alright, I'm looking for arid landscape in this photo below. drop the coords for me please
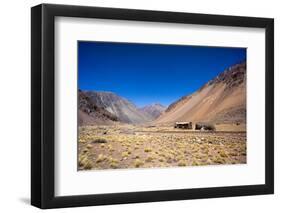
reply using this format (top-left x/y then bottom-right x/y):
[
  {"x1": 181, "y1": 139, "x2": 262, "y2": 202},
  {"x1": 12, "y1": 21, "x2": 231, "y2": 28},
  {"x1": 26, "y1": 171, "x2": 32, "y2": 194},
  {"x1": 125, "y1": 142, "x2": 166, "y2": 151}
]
[
  {"x1": 78, "y1": 125, "x2": 246, "y2": 170},
  {"x1": 78, "y1": 61, "x2": 247, "y2": 170}
]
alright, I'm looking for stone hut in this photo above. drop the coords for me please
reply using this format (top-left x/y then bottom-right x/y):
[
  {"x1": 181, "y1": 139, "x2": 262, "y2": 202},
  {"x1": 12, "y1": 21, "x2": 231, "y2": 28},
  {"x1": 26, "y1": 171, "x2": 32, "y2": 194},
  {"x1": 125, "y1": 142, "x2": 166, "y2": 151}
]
[{"x1": 174, "y1": 122, "x2": 192, "y2": 129}]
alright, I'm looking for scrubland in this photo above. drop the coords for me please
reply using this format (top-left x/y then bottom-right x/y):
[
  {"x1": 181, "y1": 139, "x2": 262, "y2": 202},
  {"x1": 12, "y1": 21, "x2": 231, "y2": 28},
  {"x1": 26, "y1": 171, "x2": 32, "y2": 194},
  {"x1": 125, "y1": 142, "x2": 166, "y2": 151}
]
[{"x1": 78, "y1": 124, "x2": 246, "y2": 170}]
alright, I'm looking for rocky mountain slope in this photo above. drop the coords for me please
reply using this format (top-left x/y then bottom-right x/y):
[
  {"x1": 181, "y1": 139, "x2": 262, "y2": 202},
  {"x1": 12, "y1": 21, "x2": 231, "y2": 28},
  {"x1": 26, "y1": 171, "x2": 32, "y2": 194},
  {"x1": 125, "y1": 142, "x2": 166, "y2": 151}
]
[
  {"x1": 139, "y1": 103, "x2": 166, "y2": 120},
  {"x1": 79, "y1": 90, "x2": 152, "y2": 125},
  {"x1": 79, "y1": 90, "x2": 118, "y2": 125},
  {"x1": 155, "y1": 61, "x2": 246, "y2": 125}
]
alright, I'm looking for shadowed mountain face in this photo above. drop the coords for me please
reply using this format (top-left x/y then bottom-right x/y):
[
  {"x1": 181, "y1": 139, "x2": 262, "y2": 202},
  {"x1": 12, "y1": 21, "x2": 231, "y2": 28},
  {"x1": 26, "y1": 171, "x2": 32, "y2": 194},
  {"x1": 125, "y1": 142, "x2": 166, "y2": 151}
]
[
  {"x1": 155, "y1": 61, "x2": 246, "y2": 125},
  {"x1": 79, "y1": 91, "x2": 151, "y2": 125},
  {"x1": 79, "y1": 91, "x2": 118, "y2": 126},
  {"x1": 139, "y1": 103, "x2": 166, "y2": 120}
]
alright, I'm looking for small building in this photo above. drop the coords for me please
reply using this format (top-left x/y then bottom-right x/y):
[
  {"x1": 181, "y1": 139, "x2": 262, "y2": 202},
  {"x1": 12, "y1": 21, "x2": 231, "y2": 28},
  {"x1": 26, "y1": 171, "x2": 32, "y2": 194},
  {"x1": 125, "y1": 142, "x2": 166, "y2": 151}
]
[
  {"x1": 195, "y1": 122, "x2": 215, "y2": 131},
  {"x1": 174, "y1": 122, "x2": 192, "y2": 129}
]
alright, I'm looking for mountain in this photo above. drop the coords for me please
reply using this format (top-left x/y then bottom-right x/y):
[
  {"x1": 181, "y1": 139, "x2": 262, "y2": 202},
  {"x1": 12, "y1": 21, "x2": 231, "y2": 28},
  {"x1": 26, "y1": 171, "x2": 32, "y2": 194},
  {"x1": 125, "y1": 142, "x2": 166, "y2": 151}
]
[
  {"x1": 79, "y1": 90, "x2": 118, "y2": 126},
  {"x1": 155, "y1": 61, "x2": 246, "y2": 125},
  {"x1": 79, "y1": 90, "x2": 151, "y2": 124},
  {"x1": 139, "y1": 103, "x2": 166, "y2": 119}
]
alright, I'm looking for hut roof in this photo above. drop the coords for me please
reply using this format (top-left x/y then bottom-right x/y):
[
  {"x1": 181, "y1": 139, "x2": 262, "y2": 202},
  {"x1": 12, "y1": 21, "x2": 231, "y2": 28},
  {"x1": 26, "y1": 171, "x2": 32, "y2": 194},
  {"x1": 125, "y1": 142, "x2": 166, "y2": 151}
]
[{"x1": 175, "y1": 122, "x2": 191, "y2": 125}]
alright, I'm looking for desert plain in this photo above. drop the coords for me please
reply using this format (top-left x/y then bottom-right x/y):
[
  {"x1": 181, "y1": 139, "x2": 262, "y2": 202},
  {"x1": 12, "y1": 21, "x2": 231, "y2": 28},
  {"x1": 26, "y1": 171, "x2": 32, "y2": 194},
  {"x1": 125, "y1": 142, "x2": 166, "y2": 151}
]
[{"x1": 78, "y1": 124, "x2": 246, "y2": 170}]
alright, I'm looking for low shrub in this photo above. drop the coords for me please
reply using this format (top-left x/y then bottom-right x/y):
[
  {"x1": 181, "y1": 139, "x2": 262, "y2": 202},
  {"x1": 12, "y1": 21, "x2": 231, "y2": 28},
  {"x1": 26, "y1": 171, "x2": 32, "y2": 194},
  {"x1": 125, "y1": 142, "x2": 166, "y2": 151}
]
[
  {"x1": 178, "y1": 160, "x2": 187, "y2": 167},
  {"x1": 96, "y1": 154, "x2": 107, "y2": 163},
  {"x1": 145, "y1": 156, "x2": 154, "y2": 162},
  {"x1": 121, "y1": 151, "x2": 129, "y2": 158},
  {"x1": 110, "y1": 162, "x2": 118, "y2": 169},
  {"x1": 84, "y1": 160, "x2": 94, "y2": 170},
  {"x1": 134, "y1": 159, "x2": 144, "y2": 168},
  {"x1": 92, "y1": 138, "x2": 107, "y2": 144},
  {"x1": 86, "y1": 144, "x2": 93, "y2": 149},
  {"x1": 144, "y1": 147, "x2": 152, "y2": 152}
]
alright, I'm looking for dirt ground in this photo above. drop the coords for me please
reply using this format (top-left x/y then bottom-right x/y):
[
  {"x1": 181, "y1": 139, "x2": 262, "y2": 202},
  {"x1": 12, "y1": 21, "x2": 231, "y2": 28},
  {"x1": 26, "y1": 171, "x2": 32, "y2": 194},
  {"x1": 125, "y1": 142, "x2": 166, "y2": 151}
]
[{"x1": 78, "y1": 124, "x2": 246, "y2": 170}]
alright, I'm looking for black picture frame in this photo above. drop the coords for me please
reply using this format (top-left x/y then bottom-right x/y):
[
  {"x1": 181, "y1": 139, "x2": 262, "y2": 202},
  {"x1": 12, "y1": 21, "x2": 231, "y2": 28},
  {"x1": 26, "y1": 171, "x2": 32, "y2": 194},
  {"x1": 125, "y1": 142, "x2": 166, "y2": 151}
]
[{"x1": 31, "y1": 3, "x2": 274, "y2": 209}]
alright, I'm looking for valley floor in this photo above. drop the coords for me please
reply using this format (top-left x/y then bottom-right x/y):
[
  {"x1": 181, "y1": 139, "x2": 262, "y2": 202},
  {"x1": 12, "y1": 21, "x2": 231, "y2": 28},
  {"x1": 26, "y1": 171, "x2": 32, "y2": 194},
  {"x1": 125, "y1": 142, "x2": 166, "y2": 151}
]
[{"x1": 78, "y1": 124, "x2": 246, "y2": 170}]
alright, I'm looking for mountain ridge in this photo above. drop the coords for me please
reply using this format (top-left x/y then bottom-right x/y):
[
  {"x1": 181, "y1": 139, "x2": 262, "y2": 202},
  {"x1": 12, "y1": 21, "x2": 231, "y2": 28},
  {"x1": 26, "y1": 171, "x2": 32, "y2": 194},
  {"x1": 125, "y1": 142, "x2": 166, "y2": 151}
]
[
  {"x1": 79, "y1": 90, "x2": 152, "y2": 125},
  {"x1": 155, "y1": 61, "x2": 246, "y2": 125},
  {"x1": 78, "y1": 90, "x2": 118, "y2": 126},
  {"x1": 139, "y1": 103, "x2": 166, "y2": 120}
]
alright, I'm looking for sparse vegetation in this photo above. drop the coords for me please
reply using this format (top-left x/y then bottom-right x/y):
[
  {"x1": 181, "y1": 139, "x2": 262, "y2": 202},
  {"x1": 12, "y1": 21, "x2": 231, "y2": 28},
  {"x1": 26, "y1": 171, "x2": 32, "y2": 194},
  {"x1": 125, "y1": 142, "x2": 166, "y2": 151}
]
[
  {"x1": 121, "y1": 151, "x2": 130, "y2": 158},
  {"x1": 92, "y1": 138, "x2": 107, "y2": 144},
  {"x1": 86, "y1": 144, "x2": 93, "y2": 149},
  {"x1": 84, "y1": 160, "x2": 94, "y2": 170},
  {"x1": 96, "y1": 154, "x2": 107, "y2": 163},
  {"x1": 110, "y1": 162, "x2": 118, "y2": 169},
  {"x1": 219, "y1": 150, "x2": 228, "y2": 158},
  {"x1": 145, "y1": 155, "x2": 154, "y2": 163},
  {"x1": 144, "y1": 147, "x2": 152, "y2": 153},
  {"x1": 78, "y1": 124, "x2": 246, "y2": 170},
  {"x1": 178, "y1": 160, "x2": 187, "y2": 166},
  {"x1": 134, "y1": 159, "x2": 144, "y2": 168}
]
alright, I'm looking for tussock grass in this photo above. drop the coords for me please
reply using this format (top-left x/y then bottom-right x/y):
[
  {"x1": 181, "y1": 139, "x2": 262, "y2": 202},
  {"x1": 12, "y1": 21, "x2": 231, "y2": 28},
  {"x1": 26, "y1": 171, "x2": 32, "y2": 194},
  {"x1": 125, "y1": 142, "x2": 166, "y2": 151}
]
[
  {"x1": 82, "y1": 149, "x2": 89, "y2": 154},
  {"x1": 134, "y1": 159, "x2": 144, "y2": 168},
  {"x1": 110, "y1": 161, "x2": 118, "y2": 169},
  {"x1": 178, "y1": 160, "x2": 187, "y2": 167},
  {"x1": 78, "y1": 125, "x2": 246, "y2": 170},
  {"x1": 158, "y1": 157, "x2": 165, "y2": 162},
  {"x1": 144, "y1": 147, "x2": 152, "y2": 152},
  {"x1": 219, "y1": 150, "x2": 228, "y2": 158},
  {"x1": 86, "y1": 144, "x2": 93, "y2": 149},
  {"x1": 213, "y1": 156, "x2": 225, "y2": 164},
  {"x1": 107, "y1": 144, "x2": 114, "y2": 152},
  {"x1": 78, "y1": 155, "x2": 87, "y2": 167},
  {"x1": 79, "y1": 155, "x2": 93, "y2": 170},
  {"x1": 145, "y1": 155, "x2": 154, "y2": 163},
  {"x1": 92, "y1": 138, "x2": 107, "y2": 144},
  {"x1": 121, "y1": 151, "x2": 130, "y2": 158},
  {"x1": 84, "y1": 160, "x2": 94, "y2": 170},
  {"x1": 96, "y1": 154, "x2": 107, "y2": 163},
  {"x1": 191, "y1": 161, "x2": 200, "y2": 166}
]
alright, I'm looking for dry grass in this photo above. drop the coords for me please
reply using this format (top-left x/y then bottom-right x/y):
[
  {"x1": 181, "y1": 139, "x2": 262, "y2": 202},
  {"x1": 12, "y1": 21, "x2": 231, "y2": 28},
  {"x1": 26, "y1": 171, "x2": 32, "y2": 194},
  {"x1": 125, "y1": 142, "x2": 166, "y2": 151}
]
[
  {"x1": 96, "y1": 154, "x2": 107, "y2": 163},
  {"x1": 78, "y1": 124, "x2": 246, "y2": 170},
  {"x1": 178, "y1": 160, "x2": 187, "y2": 167},
  {"x1": 134, "y1": 159, "x2": 144, "y2": 168}
]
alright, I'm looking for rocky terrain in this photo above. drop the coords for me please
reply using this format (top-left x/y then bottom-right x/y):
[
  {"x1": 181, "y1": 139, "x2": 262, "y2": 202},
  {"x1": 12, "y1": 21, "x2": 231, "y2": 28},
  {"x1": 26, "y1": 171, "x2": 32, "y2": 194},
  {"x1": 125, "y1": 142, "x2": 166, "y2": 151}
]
[
  {"x1": 155, "y1": 62, "x2": 246, "y2": 126},
  {"x1": 139, "y1": 103, "x2": 166, "y2": 120},
  {"x1": 79, "y1": 90, "x2": 152, "y2": 125},
  {"x1": 79, "y1": 90, "x2": 118, "y2": 125}
]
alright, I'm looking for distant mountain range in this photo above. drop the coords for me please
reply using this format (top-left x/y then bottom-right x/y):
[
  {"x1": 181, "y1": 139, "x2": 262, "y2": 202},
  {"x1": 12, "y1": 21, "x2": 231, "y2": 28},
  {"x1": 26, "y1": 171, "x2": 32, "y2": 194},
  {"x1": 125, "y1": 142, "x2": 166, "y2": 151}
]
[
  {"x1": 139, "y1": 103, "x2": 166, "y2": 120},
  {"x1": 79, "y1": 61, "x2": 246, "y2": 126},
  {"x1": 79, "y1": 90, "x2": 165, "y2": 125}
]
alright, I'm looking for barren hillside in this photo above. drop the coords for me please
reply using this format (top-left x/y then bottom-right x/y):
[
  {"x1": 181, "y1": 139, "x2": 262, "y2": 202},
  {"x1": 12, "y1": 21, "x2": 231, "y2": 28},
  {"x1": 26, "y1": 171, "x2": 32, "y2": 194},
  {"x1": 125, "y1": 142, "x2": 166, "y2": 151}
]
[
  {"x1": 79, "y1": 90, "x2": 119, "y2": 126},
  {"x1": 79, "y1": 90, "x2": 152, "y2": 125},
  {"x1": 155, "y1": 62, "x2": 246, "y2": 125},
  {"x1": 139, "y1": 103, "x2": 166, "y2": 120}
]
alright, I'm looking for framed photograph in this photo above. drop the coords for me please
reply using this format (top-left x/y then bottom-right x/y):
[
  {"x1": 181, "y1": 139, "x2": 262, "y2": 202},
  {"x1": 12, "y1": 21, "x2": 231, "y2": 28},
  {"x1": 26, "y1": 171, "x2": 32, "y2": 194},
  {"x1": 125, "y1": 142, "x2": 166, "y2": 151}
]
[{"x1": 31, "y1": 4, "x2": 274, "y2": 209}]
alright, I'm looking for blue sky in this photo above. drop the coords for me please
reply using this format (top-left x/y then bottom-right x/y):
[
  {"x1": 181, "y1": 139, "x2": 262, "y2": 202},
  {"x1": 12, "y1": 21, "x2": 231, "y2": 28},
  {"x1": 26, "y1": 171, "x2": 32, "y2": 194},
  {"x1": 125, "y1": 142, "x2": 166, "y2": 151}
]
[{"x1": 78, "y1": 41, "x2": 246, "y2": 107}]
